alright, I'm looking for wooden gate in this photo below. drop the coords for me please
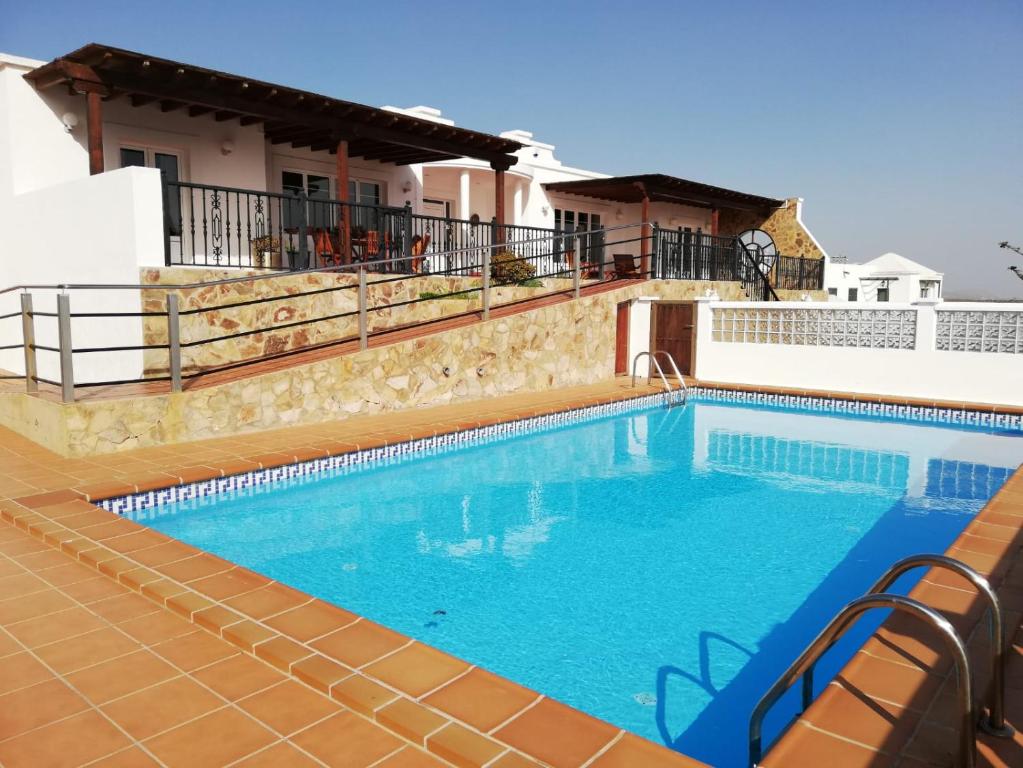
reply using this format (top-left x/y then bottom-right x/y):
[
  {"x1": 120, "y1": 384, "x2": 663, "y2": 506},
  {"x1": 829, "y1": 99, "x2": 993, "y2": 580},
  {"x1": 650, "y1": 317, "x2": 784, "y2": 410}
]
[{"x1": 652, "y1": 303, "x2": 695, "y2": 375}]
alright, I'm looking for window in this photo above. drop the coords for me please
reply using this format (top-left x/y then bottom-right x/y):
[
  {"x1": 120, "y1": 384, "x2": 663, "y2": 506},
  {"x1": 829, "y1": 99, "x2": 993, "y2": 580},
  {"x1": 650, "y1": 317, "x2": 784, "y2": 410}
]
[
  {"x1": 280, "y1": 171, "x2": 383, "y2": 230},
  {"x1": 554, "y1": 208, "x2": 604, "y2": 265},
  {"x1": 876, "y1": 281, "x2": 890, "y2": 302},
  {"x1": 920, "y1": 280, "x2": 940, "y2": 299},
  {"x1": 848, "y1": 287, "x2": 858, "y2": 301},
  {"x1": 827, "y1": 287, "x2": 838, "y2": 296},
  {"x1": 121, "y1": 146, "x2": 182, "y2": 234}
]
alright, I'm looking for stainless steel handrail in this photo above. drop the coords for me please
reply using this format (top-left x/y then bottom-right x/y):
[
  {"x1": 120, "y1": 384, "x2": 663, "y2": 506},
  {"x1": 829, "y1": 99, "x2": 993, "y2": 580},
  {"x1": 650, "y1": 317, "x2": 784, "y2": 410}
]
[
  {"x1": 866, "y1": 554, "x2": 1013, "y2": 738},
  {"x1": 652, "y1": 350, "x2": 687, "y2": 404},
  {"x1": 748, "y1": 593, "x2": 975, "y2": 768},
  {"x1": 631, "y1": 352, "x2": 671, "y2": 393}
]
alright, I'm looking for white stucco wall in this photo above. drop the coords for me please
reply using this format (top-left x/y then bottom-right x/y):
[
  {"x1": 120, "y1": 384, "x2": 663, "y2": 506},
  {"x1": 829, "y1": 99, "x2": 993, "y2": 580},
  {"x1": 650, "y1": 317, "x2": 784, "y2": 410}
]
[{"x1": 692, "y1": 300, "x2": 1023, "y2": 406}]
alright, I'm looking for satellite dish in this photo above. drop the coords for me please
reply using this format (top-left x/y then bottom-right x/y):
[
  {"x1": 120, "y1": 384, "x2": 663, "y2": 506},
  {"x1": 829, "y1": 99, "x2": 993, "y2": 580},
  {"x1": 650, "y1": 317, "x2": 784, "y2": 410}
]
[{"x1": 738, "y1": 229, "x2": 777, "y2": 274}]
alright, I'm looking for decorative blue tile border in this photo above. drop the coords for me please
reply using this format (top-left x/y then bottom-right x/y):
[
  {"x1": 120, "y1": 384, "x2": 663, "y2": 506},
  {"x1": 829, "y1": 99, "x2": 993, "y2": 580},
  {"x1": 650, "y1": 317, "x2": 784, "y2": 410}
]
[{"x1": 102, "y1": 386, "x2": 1021, "y2": 518}]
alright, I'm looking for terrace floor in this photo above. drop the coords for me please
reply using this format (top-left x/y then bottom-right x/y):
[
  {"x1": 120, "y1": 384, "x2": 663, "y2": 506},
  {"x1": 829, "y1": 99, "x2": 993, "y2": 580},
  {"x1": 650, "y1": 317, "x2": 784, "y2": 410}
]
[{"x1": 0, "y1": 377, "x2": 1021, "y2": 767}]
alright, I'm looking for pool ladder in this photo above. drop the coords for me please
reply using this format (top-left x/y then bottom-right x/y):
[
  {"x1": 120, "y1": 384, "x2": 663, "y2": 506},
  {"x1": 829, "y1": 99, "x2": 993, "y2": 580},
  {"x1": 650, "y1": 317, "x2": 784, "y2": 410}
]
[
  {"x1": 631, "y1": 351, "x2": 687, "y2": 407},
  {"x1": 748, "y1": 553, "x2": 1014, "y2": 768}
]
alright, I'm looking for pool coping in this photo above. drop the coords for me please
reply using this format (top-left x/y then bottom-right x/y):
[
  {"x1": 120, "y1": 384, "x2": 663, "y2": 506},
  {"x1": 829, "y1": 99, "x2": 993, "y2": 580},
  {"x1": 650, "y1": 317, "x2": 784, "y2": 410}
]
[{"x1": 3, "y1": 381, "x2": 1022, "y2": 768}]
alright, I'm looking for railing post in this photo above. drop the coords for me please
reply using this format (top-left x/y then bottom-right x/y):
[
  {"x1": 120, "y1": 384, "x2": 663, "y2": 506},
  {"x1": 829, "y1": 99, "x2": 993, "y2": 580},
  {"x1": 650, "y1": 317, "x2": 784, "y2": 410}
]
[
  {"x1": 402, "y1": 203, "x2": 413, "y2": 272},
  {"x1": 482, "y1": 245, "x2": 492, "y2": 322},
  {"x1": 56, "y1": 293, "x2": 74, "y2": 403},
  {"x1": 573, "y1": 249, "x2": 581, "y2": 299},
  {"x1": 296, "y1": 191, "x2": 308, "y2": 271},
  {"x1": 20, "y1": 294, "x2": 37, "y2": 394},
  {"x1": 358, "y1": 269, "x2": 368, "y2": 350},
  {"x1": 651, "y1": 223, "x2": 661, "y2": 279},
  {"x1": 166, "y1": 293, "x2": 182, "y2": 393},
  {"x1": 798, "y1": 257, "x2": 806, "y2": 290}
]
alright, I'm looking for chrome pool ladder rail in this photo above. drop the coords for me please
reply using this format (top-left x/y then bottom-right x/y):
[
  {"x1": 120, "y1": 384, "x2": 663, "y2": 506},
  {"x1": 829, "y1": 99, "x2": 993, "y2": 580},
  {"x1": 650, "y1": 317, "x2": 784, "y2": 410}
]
[
  {"x1": 631, "y1": 351, "x2": 687, "y2": 406},
  {"x1": 653, "y1": 351, "x2": 687, "y2": 405},
  {"x1": 748, "y1": 593, "x2": 975, "y2": 768},
  {"x1": 865, "y1": 554, "x2": 1013, "y2": 738}
]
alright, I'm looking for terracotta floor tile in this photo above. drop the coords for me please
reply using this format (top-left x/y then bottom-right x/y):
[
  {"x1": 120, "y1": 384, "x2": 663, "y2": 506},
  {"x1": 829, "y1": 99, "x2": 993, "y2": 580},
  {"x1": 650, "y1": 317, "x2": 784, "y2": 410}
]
[
  {"x1": 101, "y1": 675, "x2": 225, "y2": 740},
  {"x1": 6, "y1": 605, "x2": 107, "y2": 648},
  {"x1": 837, "y1": 652, "x2": 943, "y2": 712},
  {"x1": 265, "y1": 600, "x2": 359, "y2": 642},
  {"x1": 376, "y1": 697, "x2": 447, "y2": 745},
  {"x1": 331, "y1": 673, "x2": 399, "y2": 715},
  {"x1": 193, "y1": 652, "x2": 283, "y2": 701},
  {"x1": 150, "y1": 628, "x2": 240, "y2": 671},
  {"x1": 0, "y1": 709, "x2": 131, "y2": 766},
  {"x1": 375, "y1": 747, "x2": 451, "y2": 767},
  {"x1": 0, "y1": 677, "x2": 90, "y2": 740},
  {"x1": 130, "y1": 540, "x2": 198, "y2": 568},
  {"x1": 803, "y1": 682, "x2": 921, "y2": 754},
  {"x1": 311, "y1": 619, "x2": 409, "y2": 668},
  {"x1": 292, "y1": 653, "x2": 352, "y2": 693},
  {"x1": 424, "y1": 667, "x2": 539, "y2": 733},
  {"x1": 34, "y1": 625, "x2": 141, "y2": 674},
  {"x1": 233, "y1": 742, "x2": 323, "y2": 767},
  {"x1": 0, "y1": 651, "x2": 52, "y2": 695},
  {"x1": 291, "y1": 710, "x2": 405, "y2": 767},
  {"x1": 225, "y1": 581, "x2": 311, "y2": 620},
  {"x1": 762, "y1": 721, "x2": 893, "y2": 768},
  {"x1": 66, "y1": 649, "x2": 179, "y2": 704},
  {"x1": 86, "y1": 747, "x2": 163, "y2": 767},
  {"x1": 117, "y1": 608, "x2": 195, "y2": 645},
  {"x1": 238, "y1": 679, "x2": 338, "y2": 736},
  {"x1": 487, "y1": 752, "x2": 545, "y2": 768},
  {"x1": 187, "y1": 566, "x2": 272, "y2": 601},
  {"x1": 0, "y1": 587, "x2": 73, "y2": 624},
  {"x1": 254, "y1": 634, "x2": 312, "y2": 672},
  {"x1": 223, "y1": 619, "x2": 276, "y2": 651},
  {"x1": 61, "y1": 573, "x2": 129, "y2": 603},
  {"x1": 426, "y1": 722, "x2": 504, "y2": 768},
  {"x1": 156, "y1": 552, "x2": 234, "y2": 583},
  {"x1": 90, "y1": 592, "x2": 161, "y2": 624},
  {"x1": 194, "y1": 604, "x2": 245, "y2": 634},
  {"x1": 143, "y1": 705, "x2": 278, "y2": 768},
  {"x1": 365, "y1": 642, "x2": 470, "y2": 699},
  {"x1": 494, "y1": 697, "x2": 619, "y2": 768}
]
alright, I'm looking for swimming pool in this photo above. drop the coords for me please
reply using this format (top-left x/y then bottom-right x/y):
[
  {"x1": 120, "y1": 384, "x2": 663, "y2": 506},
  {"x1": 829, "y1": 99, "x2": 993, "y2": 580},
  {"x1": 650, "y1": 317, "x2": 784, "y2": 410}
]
[{"x1": 128, "y1": 399, "x2": 1023, "y2": 766}]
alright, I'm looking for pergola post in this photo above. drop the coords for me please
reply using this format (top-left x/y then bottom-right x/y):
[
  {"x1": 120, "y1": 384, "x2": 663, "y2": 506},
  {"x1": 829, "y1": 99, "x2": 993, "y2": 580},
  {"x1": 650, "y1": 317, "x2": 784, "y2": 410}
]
[
  {"x1": 492, "y1": 162, "x2": 507, "y2": 245},
  {"x1": 86, "y1": 90, "x2": 104, "y2": 175},
  {"x1": 336, "y1": 138, "x2": 351, "y2": 265},
  {"x1": 637, "y1": 182, "x2": 650, "y2": 276},
  {"x1": 711, "y1": 208, "x2": 720, "y2": 237}
]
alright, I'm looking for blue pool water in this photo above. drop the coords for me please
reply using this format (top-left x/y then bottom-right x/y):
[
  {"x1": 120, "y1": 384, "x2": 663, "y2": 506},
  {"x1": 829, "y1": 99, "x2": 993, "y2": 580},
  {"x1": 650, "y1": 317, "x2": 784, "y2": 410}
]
[{"x1": 134, "y1": 401, "x2": 1023, "y2": 766}]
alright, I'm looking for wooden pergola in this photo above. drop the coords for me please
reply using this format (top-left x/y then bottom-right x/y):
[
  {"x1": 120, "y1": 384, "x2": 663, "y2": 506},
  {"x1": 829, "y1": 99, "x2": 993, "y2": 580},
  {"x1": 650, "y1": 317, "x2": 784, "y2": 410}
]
[
  {"x1": 544, "y1": 174, "x2": 783, "y2": 274},
  {"x1": 25, "y1": 43, "x2": 522, "y2": 251}
]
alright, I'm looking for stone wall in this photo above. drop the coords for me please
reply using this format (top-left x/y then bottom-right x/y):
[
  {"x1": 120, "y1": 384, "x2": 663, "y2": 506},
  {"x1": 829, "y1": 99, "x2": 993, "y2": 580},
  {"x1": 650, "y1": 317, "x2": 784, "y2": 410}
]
[
  {"x1": 140, "y1": 267, "x2": 567, "y2": 375},
  {"x1": 3, "y1": 279, "x2": 746, "y2": 456},
  {"x1": 718, "y1": 198, "x2": 824, "y2": 260}
]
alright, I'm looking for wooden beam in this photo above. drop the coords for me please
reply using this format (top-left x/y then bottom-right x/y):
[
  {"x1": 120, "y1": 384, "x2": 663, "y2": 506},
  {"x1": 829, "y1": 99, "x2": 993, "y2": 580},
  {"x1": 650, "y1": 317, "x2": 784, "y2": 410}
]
[
  {"x1": 160, "y1": 100, "x2": 183, "y2": 112},
  {"x1": 214, "y1": 110, "x2": 239, "y2": 122},
  {"x1": 710, "y1": 208, "x2": 720, "y2": 236},
  {"x1": 130, "y1": 94, "x2": 156, "y2": 107},
  {"x1": 494, "y1": 166, "x2": 506, "y2": 245},
  {"x1": 188, "y1": 105, "x2": 214, "y2": 117},
  {"x1": 86, "y1": 91, "x2": 103, "y2": 175},
  {"x1": 337, "y1": 139, "x2": 351, "y2": 265},
  {"x1": 239, "y1": 115, "x2": 262, "y2": 126}
]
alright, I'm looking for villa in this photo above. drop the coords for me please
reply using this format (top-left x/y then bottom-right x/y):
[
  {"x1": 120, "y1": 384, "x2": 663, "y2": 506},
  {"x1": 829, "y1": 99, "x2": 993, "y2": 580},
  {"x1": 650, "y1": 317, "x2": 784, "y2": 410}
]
[{"x1": 0, "y1": 42, "x2": 1021, "y2": 768}]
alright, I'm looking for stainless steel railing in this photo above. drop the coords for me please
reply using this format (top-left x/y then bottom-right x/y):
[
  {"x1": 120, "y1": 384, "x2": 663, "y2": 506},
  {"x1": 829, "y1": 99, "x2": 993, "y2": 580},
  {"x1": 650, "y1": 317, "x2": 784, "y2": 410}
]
[{"x1": 748, "y1": 593, "x2": 975, "y2": 768}]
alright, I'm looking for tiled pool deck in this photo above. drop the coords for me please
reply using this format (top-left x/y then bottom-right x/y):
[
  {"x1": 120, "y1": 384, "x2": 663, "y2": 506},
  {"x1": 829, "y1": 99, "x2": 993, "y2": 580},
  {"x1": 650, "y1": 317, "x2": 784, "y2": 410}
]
[{"x1": 1, "y1": 378, "x2": 1021, "y2": 767}]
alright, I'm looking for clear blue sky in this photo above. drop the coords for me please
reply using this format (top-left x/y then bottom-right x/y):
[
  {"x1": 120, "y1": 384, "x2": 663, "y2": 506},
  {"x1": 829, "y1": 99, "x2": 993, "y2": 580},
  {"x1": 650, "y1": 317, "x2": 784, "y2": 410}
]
[{"x1": 3, "y1": 0, "x2": 1021, "y2": 297}]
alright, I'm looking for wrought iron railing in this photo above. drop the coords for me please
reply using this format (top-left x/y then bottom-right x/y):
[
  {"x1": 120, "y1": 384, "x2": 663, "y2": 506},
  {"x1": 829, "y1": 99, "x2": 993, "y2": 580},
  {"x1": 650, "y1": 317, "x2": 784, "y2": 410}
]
[
  {"x1": 771, "y1": 254, "x2": 824, "y2": 291},
  {"x1": 162, "y1": 178, "x2": 572, "y2": 278},
  {"x1": 653, "y1": 228, "x2": 743, "y2": 282}
]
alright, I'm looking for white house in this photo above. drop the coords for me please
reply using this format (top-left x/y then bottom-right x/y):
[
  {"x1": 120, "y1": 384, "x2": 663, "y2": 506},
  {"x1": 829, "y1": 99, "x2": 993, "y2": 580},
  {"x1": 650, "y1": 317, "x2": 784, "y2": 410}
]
[{"x1": 825, "y1": 252, "x2": 943, "y2": 303}]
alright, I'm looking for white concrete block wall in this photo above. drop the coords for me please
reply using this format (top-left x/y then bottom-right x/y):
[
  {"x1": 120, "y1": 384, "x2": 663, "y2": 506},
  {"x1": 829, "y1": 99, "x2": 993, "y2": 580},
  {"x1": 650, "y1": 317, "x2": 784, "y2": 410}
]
[{"x1": 692, "y1": 300, "x2": 1023, "y2": 406}]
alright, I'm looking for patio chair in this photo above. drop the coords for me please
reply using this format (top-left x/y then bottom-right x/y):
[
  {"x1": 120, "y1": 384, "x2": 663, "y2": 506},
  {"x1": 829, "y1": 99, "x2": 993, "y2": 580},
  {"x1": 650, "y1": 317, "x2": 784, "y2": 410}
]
[
  {"x1": 312, "y1": 228, "x2": 341, "y2": 267},
  {"x1": 613, "y1": 253, "x2": 640, "y2": 279}
]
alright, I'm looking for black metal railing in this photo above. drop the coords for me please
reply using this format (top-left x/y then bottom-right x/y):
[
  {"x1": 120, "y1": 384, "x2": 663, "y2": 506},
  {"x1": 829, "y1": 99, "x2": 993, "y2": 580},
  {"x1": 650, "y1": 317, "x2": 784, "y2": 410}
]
[
  {"x1": 163, "y1": 178, "x2": 575, "y2": 278},
  {"x1": 770, "y1": 254, "x2": 824, "y2": 291},
  {"x1": 652, "y1": 228, "x2": 743, "y2": 282}
]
